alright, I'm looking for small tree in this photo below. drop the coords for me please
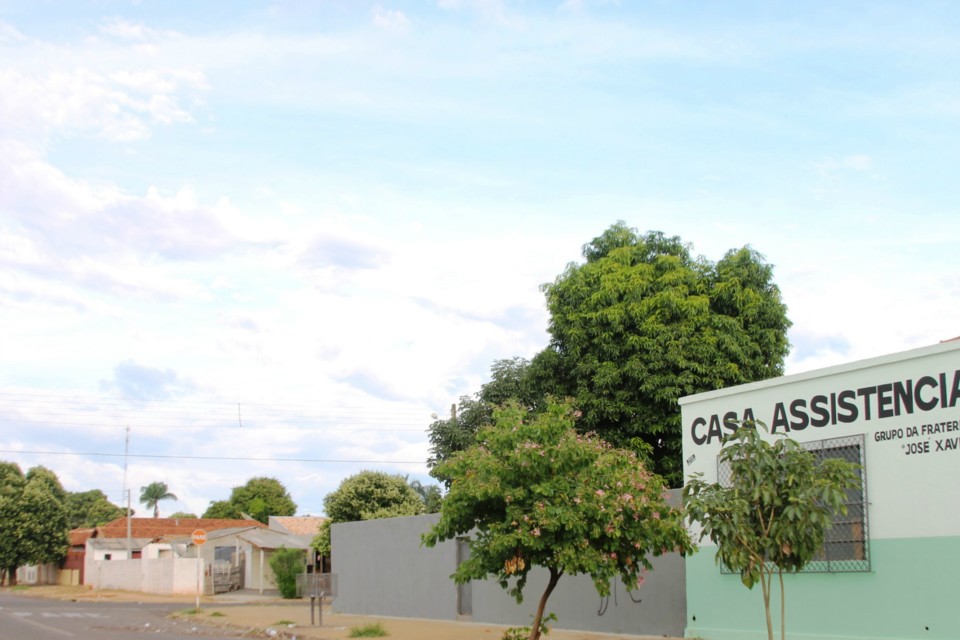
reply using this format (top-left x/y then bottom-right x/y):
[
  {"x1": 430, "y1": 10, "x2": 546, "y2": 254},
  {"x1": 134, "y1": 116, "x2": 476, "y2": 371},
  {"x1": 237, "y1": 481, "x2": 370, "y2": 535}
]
[
  {"x1": 312, "y1": 470, "x2": 425, "y2": 556},
  {"x1": 409, "y1": 479, "x2": 443, "y2": 513},
  {"x1": 683, "y1": 423, "x2": 861, "y2": 640},
  {"x1": 202, "y1": 477, "x2": 297, "y2": 524},
  {"x1": 424, "y1": 400, "x2": 693, "y2": 640},
  {"x1": 269, "y1": 547, "x2": 305, "y2": 599}
]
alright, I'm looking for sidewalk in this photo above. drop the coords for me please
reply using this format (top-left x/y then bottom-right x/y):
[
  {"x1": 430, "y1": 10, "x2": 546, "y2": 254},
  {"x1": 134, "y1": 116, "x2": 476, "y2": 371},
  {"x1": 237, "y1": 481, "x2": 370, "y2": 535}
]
[{"x1": 13, "y1": 586, "x2": 682, "y2": 640}]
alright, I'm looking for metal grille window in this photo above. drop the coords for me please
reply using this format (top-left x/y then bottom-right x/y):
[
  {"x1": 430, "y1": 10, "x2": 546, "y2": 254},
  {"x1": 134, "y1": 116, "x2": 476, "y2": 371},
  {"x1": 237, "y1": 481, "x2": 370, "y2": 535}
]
[
  {"x1": 718, "y1": 433, "x2": 870, "y2": 574},
  {"x1": 214, "y1": 546, "x2": 234, "y2": 563}
]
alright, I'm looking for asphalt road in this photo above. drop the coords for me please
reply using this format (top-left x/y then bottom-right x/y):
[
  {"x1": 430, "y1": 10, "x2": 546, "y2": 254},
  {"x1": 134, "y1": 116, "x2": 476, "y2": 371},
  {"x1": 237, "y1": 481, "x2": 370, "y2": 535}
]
[{"x1": 0, "y1": 593, "x2": 258, "y2": 640}]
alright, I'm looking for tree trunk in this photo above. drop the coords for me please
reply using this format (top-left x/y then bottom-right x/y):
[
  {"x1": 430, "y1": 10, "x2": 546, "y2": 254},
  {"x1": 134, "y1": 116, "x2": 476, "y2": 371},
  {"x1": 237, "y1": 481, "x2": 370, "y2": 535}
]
[
  {"x1": 760, "y1": 570, "x2": 773, "y2": 640},
  {"x1": 779, "y1": 570, "x2": 786, "y2": 640},
  {"x1": 529, "y1": 567, "x2": 562, "y2": 640},
  {"x1": 7, "y1": 566, "x2": 18, "y2": 586}
]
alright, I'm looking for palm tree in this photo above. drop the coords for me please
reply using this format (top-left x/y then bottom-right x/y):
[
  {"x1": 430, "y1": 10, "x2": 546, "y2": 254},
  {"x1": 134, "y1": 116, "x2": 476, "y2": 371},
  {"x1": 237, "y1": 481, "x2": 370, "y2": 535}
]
[{"x1": 139, "y1": 481, "x2": 177, "y2": 518}]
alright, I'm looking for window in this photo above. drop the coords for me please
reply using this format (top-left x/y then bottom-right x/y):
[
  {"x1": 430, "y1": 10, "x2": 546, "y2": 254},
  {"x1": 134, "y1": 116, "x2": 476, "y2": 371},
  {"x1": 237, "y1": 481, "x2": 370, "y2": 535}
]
[{"x1": 718, "y1": 433, "x2": 870, "y2": 574}]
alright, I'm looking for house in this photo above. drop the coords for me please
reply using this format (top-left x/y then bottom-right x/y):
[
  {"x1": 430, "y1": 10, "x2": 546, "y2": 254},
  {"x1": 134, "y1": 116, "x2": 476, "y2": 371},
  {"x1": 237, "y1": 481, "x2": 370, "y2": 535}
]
[
  {"x1": 227, "y1": 526, "x2": 315, "y2": 593},
  {"x1": 15, "y1": 527, "x2": 93, "y2": 587},
  {"x1": 83, "y1": 517, "x2": 268, "y2": 595},
  {"x1": 62, "y1": 528, "x2": 94, "y2": 585}
]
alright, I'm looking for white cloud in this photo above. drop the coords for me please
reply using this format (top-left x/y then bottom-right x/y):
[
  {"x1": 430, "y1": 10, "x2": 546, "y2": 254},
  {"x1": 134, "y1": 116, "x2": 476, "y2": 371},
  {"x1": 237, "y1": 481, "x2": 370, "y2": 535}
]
[
  {"x1": 372, "y1": 7, "x2": 411, "y2": 34},
  {"x1": 813, "y1": 154, "x2": 874, "y2": 175},
  {"x1": 0, "y1": 67, "x2": 204, "y2": 142},
  {"x1": 98, "y1": 18, "x2": 178, "y2": 42},
  {"x1": 0, "y1": 20, "x2": 26, "y2": 43}
]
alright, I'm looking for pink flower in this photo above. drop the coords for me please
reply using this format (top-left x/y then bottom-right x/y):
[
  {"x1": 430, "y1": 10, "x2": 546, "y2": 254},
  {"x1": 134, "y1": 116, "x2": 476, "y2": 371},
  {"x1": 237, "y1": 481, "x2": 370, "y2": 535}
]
[
  {"x1": 532, "y1": 528, "x2": 541, "y2": 537},
  {"x1": 595, "y1": 489, "x2": 605, "y2": 497},
  {"x1": 652, "y1": 512, "x2": 660, "y2": 520}
]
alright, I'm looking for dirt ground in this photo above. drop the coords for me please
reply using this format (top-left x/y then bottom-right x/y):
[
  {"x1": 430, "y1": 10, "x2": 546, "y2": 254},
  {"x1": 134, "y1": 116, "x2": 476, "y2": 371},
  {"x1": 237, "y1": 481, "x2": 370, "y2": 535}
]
[{"x1": 12, "y1": 585, "x2": 683, "y2": 640}]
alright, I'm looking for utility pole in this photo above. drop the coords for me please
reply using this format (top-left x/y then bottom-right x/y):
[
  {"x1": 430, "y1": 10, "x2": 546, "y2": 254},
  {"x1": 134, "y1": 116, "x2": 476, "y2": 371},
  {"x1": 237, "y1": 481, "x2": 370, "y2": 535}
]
[{"x1": 123, "y1": 426, "x2": 132, "y2": 554}]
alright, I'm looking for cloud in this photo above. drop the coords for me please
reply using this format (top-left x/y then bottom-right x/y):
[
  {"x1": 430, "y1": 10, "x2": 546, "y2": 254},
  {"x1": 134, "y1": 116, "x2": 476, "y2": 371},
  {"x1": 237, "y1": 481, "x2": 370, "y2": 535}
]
[
  {"x1": 372, "y1": 7, "x2": 411, "y2": 34},
  {"x1": 298, "y1": 233, "x2": 389, "y2": 271},
  {"x1": 336, "y1": 370, "x2": 410, "y2": 403},
  {"x1": 0, "y1": 142, "x2": 262, "y2": 302},
  {"x1": 100, "y1": 360, "x2": 195, "y2": 402},
  {"x1": 0, "y1": 67, "x2": 205, "y2": 142},
  {"x1": 98, "y1": 18, "x2": 178, "y2": 42},
  {"x1": 0, "y1": 20, "x2": 26, "y2": 43},
  {"x1": 812, "y1": 154, "x2": 874, "y2": 175}
]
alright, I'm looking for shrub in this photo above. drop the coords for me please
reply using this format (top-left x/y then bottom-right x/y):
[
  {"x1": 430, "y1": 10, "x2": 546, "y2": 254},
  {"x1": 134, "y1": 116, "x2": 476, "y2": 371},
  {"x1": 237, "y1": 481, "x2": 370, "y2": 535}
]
[{"x1": 268, "y1": 547, "x2": 305, "y2": 599}]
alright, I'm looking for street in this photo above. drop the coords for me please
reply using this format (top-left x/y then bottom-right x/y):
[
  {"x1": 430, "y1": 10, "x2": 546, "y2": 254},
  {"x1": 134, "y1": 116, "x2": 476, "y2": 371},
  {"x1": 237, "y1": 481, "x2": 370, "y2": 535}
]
[{"x1": 0, "y1": 592, "x2": 255, "y2": 640}]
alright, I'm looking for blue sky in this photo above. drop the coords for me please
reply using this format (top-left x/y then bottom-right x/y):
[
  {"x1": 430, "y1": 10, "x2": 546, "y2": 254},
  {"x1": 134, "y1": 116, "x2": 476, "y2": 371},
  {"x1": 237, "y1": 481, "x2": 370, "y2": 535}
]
[{"x1": 1, "y1": 1, "x2": 958, "y2": 517}]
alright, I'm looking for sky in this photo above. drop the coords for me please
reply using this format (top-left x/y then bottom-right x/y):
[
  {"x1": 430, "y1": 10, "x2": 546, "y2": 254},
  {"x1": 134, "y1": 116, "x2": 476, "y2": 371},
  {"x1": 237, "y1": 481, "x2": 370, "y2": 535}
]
[{"x1": 1, "y1": 0, "x2": 958, "y2": 519}]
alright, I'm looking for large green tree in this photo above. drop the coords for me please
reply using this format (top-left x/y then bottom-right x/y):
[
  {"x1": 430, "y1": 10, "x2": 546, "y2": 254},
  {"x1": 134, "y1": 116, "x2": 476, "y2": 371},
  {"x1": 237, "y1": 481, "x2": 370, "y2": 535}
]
[
  {"x1": 312, "y1": 471, "x2": 425, "y2": 557},
  {"x1": 684, "y1": 424, "x2": 860, "y2": 640},
  {"x1": 427, "y1": 223, "x2": 791, "y2": 486},
  {"x1": 0, "y1": 462, "x2": 70, "y2": 585},
  {"x1": 425, "y1": 401, "x2": 693, "y2": 640},
  {"x1": 66, "y1": 489, "x2": 126, "y2": 529},
  {"x1": 0, "y1": 462, "x2": 28, "y2": 584},
  {"x1": 540, "y1": 224, "x2": 791, "y2": 485},
  {"x1": 139, "y1": 481, "x2": 177, "y2": 518},
  {"x1": 202, "y1": 477, "x2": 297, "y2": 524}
]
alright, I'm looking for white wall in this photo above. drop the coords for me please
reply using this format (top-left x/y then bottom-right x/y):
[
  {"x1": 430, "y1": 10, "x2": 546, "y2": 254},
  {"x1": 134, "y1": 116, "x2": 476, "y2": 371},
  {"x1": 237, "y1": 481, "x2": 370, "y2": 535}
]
[
  {"x1": 680, "y1": 339, "x2": 960, "y2": 543},
  {"x1": 86, "y1": 557, "x2": 209, "y2": 595}
]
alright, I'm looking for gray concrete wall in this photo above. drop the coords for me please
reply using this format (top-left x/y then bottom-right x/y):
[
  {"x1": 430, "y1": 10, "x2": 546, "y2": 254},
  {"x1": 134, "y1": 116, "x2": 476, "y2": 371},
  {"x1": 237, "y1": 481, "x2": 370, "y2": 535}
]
[
  {"x1": 331, "y1": 500, "x2": 686, "y2": 637},
  {"x1": 332, "y1": 514, "x2": 459, "y2": 621}
]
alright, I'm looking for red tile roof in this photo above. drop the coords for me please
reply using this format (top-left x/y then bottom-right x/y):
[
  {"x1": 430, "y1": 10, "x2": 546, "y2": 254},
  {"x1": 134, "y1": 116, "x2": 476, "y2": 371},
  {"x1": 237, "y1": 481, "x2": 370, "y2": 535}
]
[
  {"x1": 95, "y1": 517, "x2": 265, "y2": 540},
  {"x1": 69, "y1": 528, "x2": 95, "y2": 547}
]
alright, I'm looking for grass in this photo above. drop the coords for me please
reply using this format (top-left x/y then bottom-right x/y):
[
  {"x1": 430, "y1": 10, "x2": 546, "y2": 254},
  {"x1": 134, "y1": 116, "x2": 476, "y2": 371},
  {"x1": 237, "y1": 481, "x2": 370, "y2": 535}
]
[
  {"x1": 208, "y1": 611, "x2": 225, "y2": 618},
  {"x1": 349, "y1": 622, "x2": 389, "y2": 637},
  {"x1": 176, "y1": 607, "x2": 201, "y2": 616},
  {"x1": 272, "y1": 619, "x2": 296, "y2": 626}
]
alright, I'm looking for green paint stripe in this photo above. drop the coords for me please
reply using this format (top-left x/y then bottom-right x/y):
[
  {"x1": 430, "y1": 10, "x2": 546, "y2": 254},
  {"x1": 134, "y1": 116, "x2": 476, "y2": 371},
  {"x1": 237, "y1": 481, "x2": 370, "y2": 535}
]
[{"x1": 685, "y1": 536, "x2": 958, "y2": 640}]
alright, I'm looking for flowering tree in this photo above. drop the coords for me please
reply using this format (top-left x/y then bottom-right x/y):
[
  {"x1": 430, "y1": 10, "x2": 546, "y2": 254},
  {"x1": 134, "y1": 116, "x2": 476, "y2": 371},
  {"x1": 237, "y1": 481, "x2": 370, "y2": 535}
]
[{"x1": 423, "y1": 400, "x2": 692, "y2": 640}]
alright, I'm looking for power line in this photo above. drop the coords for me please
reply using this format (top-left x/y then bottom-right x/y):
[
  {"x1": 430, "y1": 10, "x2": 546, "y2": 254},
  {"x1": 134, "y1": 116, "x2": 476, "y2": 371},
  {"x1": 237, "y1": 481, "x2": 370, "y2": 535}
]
[
  {"x1": 0, "y1": 391, "x2": 434, "y2": 414},
  {"x1": 0, "y1": 418, "x2": 427, "y2": 432},
  {"x1": 0, "y1": 390, "x2": 440, "y2": 432},
  {"x1": 0, "y1": 449, "x2": 426, "y2": 465}
]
